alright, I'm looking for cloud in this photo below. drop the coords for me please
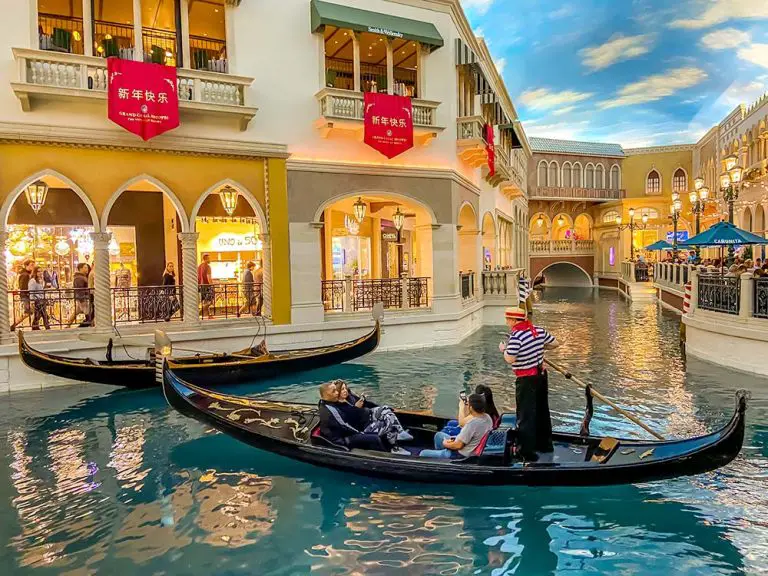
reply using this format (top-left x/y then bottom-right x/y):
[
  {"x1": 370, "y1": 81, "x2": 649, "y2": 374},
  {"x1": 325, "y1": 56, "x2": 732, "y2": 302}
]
[
  {"x1": 670, "y1": 0, "x2": 768, "y2": 29},
  {"x1": 524, "y1": 120, "x2": 590, "y2": 141},
  {"x1": 598, "y1": 67, "x2": 708, "y2": 109},
  {"x1": 700, "y1": 28, "x2": 750, "y2": 50},
  {"x1": 552, "y1": 106, "x2": 577, "y2": 116},
  {"x1": 518, "y1": 88, "x2": 594, "y2": 111},
  {"x1": 549, "y1": 6, "x2": 573, "y2": 19},
  {"x1": 460, "y1": 0, "x2": 494, "y2": 15},
  {"x1": 738, "y1": 43, "x2": 768, "y2": 69},
  {"x1": 493, "y1": 57, "x2": 507, "y2": 75},
  {"x1": 580, "y1": 34, "x2": 653, "y2": 71},
  {"x1": 719, "y1": 80, "x2": 768, "y2": 107},
  {"x1": 473, "y1": 27, "x2": 484, "y2": 38}
]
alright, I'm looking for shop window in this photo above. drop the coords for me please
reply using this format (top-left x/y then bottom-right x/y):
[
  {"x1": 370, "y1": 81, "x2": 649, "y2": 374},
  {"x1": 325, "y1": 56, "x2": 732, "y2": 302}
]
[
  {"x1": 324, "y1": 25, "x2": 354, "y2": 90},
  {"x1": 646, "y1": 170, "x2": 661, "y2": 195},
  {"x1": 94, "y1": 0, "x2": 135, "y2": 59},
  {"x1": 189, "y1": 0, "x2": 227, "y2": 72},
  {"x1": 392, "y1": 39, "x2": 418, "y2": 97},
  {"x1": 38, "y1": 0, "x2": 84, "y2": 54},
  {"x1": 142, "y1": 0, "x2": 180, "y2": 66},
  {"x1": 359, "y1": 31, "x2": 388, "y2": 93}
]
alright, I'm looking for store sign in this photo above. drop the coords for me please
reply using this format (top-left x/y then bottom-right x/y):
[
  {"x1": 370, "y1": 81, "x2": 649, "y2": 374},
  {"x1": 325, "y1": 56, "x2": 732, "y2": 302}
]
[
  {"x1": 485, "y1": 123, "x2": 495, "y2": 177},
  {"x1": 213, "y1": 233, "x2": 262, "y2": 251},
  {"x1": 363, "y1": 92, "x2": 413, "y2": 159},
  {"x1": 666, "y1": 231, "x2": 689, "y2": 243},
  {"x1": 107, "y1": 58, "x2": 179, "y2": 141},
  {"x1": 367, "y1": 26, "x2": 403, "y2": 39},
  {"x1": 382, "y1": 232, "x2": 398, "y2": 241}
]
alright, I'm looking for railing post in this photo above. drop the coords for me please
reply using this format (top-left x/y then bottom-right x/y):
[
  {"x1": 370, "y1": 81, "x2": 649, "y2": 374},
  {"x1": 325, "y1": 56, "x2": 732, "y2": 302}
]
[
  {"x1": 343, "y1": 275, "x2": 353, "y2": 313},
  {"x1": 690, "y1": 269, "x2": 699, "y2": 313},
  {"x1": 401, "y1": 277, "x2": 409, "y2": 309},
  {"x1": 739, "y1": 273, "x2": 753, "y2": 320},
  {"x1": 90, "y1": 232, "x2": 113, "y2": 330}
]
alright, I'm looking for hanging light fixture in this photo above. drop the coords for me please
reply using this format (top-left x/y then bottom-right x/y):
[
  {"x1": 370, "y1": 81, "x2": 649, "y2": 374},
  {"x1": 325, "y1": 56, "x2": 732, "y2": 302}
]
[
  {"x1": 353, "y1": 197, "x2": 367, "y2": 223},
  {"x1": 557, "y1": 215, "x2": 564, "y2": 227},
  {"x1": 536, "y1": 215, "x2": 544, "y2": 227},
  {"x1": 393, "y1": 207, "x2": 405, "y2": 231},
  {"x1": 108, "y1": 237, "x2": 120, "y2": 256},
  {"x1": 54, "y1": 237, "x2": 70, "y2": 256},
  {"x1": 344, "y1": 214, "x2": 360, "y2": 235},
  {"x1": 218, "y1": 185, "x2": 239, "y2": 216},
  {"x1": 25, "y1": 180, "x2": 48, "y2": 215}
]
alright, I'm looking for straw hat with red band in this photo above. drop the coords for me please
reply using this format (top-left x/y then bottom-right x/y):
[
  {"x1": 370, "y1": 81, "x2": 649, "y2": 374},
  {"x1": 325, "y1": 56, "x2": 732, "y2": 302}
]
[{"x1": 505, "y1": 307, "x2": 527, "y2": 321}]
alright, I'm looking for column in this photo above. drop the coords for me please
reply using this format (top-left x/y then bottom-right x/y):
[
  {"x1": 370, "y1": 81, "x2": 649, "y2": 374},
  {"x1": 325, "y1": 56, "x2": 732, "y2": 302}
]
[
  {"x1": 352, "y1": 33, "x2": 361, "y2": 92},
  {"x1": 180, "y1": 0, "x2": 191, "y2": 68},
  {"x1": 0, "y1": 229, "x2": 10, "y2": 342},
  {"x1": 267, "y1": 158, "x2": 292, "y2": 325},
  {"x1": 132, "y1": 0, "x2": 144, "y2": 62},
  {"x1": 178, "y1": 232, "x2": 200, "y2": 327},
  {"x1": 385, "y1": 39, "x2": 394, "y2": 95},
  {"x1": 82, "y1": 0, "x2": 93, "y2": 57},
  {"x1": 415, "y1": 41, "x2": 425, "y2": 98},
  {"x1": 431, "y1": 223, "x2": 460, "y2": 314},
  {"x1": 260, "y1": 233, "x2": 272, "y2": 318},
  {"x1": 739, "y1": 272, "x2": 753, "y2": 319},
  {"x1": 224, "y1": 0, "x2": 236, "y2": 72},
  {"x1": 90, "y1": 232, "x2": 113, "y2": 331}
]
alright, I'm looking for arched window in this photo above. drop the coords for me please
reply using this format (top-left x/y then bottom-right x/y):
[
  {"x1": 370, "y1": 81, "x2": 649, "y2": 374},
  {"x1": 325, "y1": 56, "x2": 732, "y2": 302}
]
[
  {"x1": 595, "y1": 164, "x2": 605, "y2": 189},
  {"x1": 585, "y1": 164, "x2": 595, "y2": 188},
  {"x1": 562, "y1": 162, "x2": 572, "y2": 187},
  {"x1": 672, "y1": 168, "x2": 687, "y2": 194},
  {"x1": 548, "y1": 162, "x2": 558, "y2": 186},
  {"x1": 602, "y1": 210, "x2": 619, "y2": 224},
  {"x1": 646, "y1": 170, "x2": 661, "y2": 195},
  {"x1": 572, "y1": 163, "x2": 582, "y2": 187},
  {"x1": 610, "y1": 165, "x2": 620, "y2": 190},
  {"x1": 537, "y1": 161, "x2": 547, "y2": 186}
]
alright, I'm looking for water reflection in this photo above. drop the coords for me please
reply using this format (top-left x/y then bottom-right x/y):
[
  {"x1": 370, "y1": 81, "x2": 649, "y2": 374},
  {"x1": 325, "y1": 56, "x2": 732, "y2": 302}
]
[{"x1": 0, "y1": 289, "x2": 766, "y2": 575}]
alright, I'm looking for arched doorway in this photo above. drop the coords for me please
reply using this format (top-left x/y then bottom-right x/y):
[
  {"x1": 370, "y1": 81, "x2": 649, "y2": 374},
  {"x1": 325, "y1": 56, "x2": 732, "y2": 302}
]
[
  {"x1": 742, "y1": 207, "x2": 753, "y2": 232},
  {"x1": 529, "y1": 212, "x2": 550, "y2": 241},
  {"x1": 5, "y1": 172, "x2": 99, "y2": 330},
  {"x1": 574, "y1": 213, "x2": 592, "y2": 240},
  {"x1": 551, "y1": 213, "x2": 573, "y2": 241},
  {"x1": 458, "y1": 202, "x2": 477, "y2": 273},
  {"x1": 481, "y1": 212, "x2": 496, "y2": 270}
]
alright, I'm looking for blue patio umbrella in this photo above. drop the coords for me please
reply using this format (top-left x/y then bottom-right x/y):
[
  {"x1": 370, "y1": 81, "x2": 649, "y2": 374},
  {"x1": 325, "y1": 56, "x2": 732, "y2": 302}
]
[
  {"x1": 678, "y1": 220, "x2": 768, "y2": 247},
  {"x1": 644, "y1": 240, "x2": 673, "y2": 251}
]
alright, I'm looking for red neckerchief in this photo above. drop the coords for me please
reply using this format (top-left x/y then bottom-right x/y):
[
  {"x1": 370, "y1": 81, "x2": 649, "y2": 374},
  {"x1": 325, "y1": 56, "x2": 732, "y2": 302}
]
[{"x1": 512, "y1": 320, "x2": 538, "y2": 338}]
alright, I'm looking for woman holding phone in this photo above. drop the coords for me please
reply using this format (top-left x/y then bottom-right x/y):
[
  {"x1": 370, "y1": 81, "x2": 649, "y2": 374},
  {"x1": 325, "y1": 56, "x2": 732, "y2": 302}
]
[{"x1": 334, "y1": 380, "x2": 413, "y2": 442}]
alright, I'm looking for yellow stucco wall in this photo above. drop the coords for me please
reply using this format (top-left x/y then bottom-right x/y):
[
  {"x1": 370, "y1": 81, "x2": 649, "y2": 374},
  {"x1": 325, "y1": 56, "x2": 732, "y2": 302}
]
[
  {"x1": 267, "y1": 158, "x2": 291, "y2": 325},
  {"x1": 622, "y1": 149, "x2": 694, "y2": 198}
]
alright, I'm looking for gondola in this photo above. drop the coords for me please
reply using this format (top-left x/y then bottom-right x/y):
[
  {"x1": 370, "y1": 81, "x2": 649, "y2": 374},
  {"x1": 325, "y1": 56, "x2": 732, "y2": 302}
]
[
  {"x1": 18, "y1": 322, "x2": 380, "y2": 389},
  {"x1": 163, "y1": 364, "x2": 747, "y2": 486}
]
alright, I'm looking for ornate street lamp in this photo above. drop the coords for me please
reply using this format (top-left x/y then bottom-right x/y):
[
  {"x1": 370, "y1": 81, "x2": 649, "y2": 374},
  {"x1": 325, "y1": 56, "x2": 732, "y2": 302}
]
[
  {"x1": 218, "y1": 185, "x2": 239, "y2": 216},
  {"x1": 669, "y1": 196, "x2": 683, "y2": 259},
  {"x1": 694, "y1": 176, "x2": 704, "y2": 191},
  {"x1": 720, "y1": 155, "x2": 743, "y2": 264},
  {"x1": 392, "y1": 207, "x2": 405, "y2": 231},
  {"x1": 689, "y1": 186, "x2": 709, "y2": 263},
  {"x1": 25, "y1": 180, "x2": 49, "y2": 215},
  {"x1": 353, "y1": 197, "x2": 367, "y2": 223},
  {"x1": 616, "y1": 207, "x2": 647, "y2": 261}
]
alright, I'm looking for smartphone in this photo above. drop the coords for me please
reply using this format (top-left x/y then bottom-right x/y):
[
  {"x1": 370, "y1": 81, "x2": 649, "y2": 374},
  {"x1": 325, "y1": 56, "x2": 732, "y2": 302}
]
[{"x1": 459, "y1": 391, "x2": 467, "y2": 403}]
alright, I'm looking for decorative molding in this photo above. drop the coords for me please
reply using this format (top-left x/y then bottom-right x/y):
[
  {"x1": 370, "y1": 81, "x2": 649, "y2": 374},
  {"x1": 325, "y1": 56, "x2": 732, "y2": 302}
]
[
  {"x1": 0, "y1": 121, "x2": 289, "y2": 159},
  {"x1": 623, "y1": 144, "x2": 695, "y2": 155}
]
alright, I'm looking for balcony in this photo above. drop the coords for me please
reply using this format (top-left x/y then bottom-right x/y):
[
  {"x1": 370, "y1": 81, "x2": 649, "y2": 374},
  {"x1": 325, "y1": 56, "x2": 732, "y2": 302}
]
[
  {"x1": 315, "y1": 88, "x2": 443, "y2": 145},
  {"x1": 530, "y1": 186, "x2": 624, "y2": 202},
  {"x1": 530, "y1": 239, "x2": 595, "y2": 256},
  {"x1": 456, "y1": 115, "x2": 487, "y2": 167},
  {"x1": 493, "y1": 146, "x2": 525, "y2": 198},
  {"x1": 11, "y1": 48, "x2": 257, "y2": 130}
]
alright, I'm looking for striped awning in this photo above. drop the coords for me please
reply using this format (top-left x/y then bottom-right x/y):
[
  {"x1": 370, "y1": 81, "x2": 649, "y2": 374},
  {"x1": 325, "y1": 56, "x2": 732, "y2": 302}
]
[{"x1": 455, "y1": 38, "x2": 510, "y2": 125}]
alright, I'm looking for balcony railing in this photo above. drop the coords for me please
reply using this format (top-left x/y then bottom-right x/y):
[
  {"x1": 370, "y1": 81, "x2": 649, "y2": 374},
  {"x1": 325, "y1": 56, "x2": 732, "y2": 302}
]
[
  {"x1": 530, "y1": 186, "x2": 624, "y2": 201},
  {"x1": 456, "y1": 116, "x2": 488, "y2": 168},
  {"x1": 11, "y1": 48, "x2": 257, "y2": 129},
  {"x1": 654, "y1": 262, "x2": 699, "y2": 289},
  {"x1": 698, "y1": 274, "x2": 740, "y2": 315},
  {"x1": 482, "y1": 270, "x2": 520, "y2": 297},
  {"x1": 321, "y1": 277, "x2": 430, "y2": 313},
  {"x1": 460, "y1": 272, "x2": 476, "y2": 301},
  {"x1": 10, "y1": 288, "x2": 94, "y2": 330},
  {"x1": 38, "y1": 13, "x2": 85, "y2": 55},
  {"x1": 530, "y1": 239, "x2": 594, "y2": 256},
  {"x1": 200, "y1": 283, "x2": 263, "y2": 320},
  {"x1": 112, "y1": 286, "x2": 183, "y2": 325},
  {"x1": 755, "y1": 277, "x2": 768, "y2": 319}
]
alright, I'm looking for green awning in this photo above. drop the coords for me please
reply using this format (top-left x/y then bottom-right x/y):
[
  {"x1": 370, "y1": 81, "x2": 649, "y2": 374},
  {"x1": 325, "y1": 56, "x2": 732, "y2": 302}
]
[{"x1": 310, "y1": 0, "x2": 444, "y2": 50}]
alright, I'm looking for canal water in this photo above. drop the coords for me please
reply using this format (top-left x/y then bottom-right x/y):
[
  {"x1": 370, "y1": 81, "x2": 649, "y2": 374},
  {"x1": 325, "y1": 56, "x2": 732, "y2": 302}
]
[{"x1": 0, "y1": 289, "x2": 766, "y2": 575}]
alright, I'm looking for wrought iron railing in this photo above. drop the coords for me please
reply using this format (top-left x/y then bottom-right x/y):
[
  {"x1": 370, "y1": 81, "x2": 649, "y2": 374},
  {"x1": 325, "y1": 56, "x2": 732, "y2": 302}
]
[
  {"x1": 38, "y1": 13, "x2": 85, "y2": 54},
  {"x1": 407, "y1": 277, "x2": 429, "y2": 308},
  {"x1": 200, "y1": 282, "x2": 263, "y2": 320},
  {"x1": 190, "y1": 35, "x2": 227, "y2": 72},
  {"x1": 755, "y1": 277, "x2": 768, "y2": 319},
  {"x1": 112, "y1": 286, "x2": 183, "y2": 325},
  {"x1": 321, "y1": 277, "x2": 431, "y2": 312},
  {"x1": 460, "y1": 272, "x2": 475, "y2": 300},
  {"x1": 698, "y1": 275, "x2": 740, "y2": 315},
  {"x1": 353, "y1": 278, "x2": 402, "y2": 310},
  {"x1": 634, "y1": 265, "x2": 650, "y2": 282},
  {"x1": 321, "y1": 280, "x2": 344, "y2": 312},
  {"x1": 10, "y1": 288, "x2": 94, "y2": 330}
]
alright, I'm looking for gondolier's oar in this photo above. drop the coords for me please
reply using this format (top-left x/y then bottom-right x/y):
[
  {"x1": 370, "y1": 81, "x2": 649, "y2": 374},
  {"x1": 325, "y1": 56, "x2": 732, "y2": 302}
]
[{"x1": 544, "y1": 359, "x2": 665, "y2": 441}]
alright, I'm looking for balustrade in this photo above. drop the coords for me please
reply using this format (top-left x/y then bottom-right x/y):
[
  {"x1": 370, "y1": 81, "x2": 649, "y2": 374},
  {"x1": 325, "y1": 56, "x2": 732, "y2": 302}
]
[
  {"x1": 9, "y1": 288, "x2": 94, "y2": 330},
  {"x1": 456, "y1": 116, "x2": 486, "y2": 141},
  {"x1": 697, "y1": 274, "x2": 740, "y2": 315},
  {"x1": 112, "y1": 286, "x2": 183, "y2": 325},
  {"x1": 531, "y1": 186, "x2": 624, "y2": 201},
  {"x1": 316, "y1": 88, "x2": 439, "y2": 127},
  {"x1": 321, "y1": 277, "x2": 431, "y2": 313},
  {"x1": 530, "y1": 239, "x2": 594, "y2": 255},
  {"x1": 482, "y1": 270, "x2": 520, "y2": 296}
]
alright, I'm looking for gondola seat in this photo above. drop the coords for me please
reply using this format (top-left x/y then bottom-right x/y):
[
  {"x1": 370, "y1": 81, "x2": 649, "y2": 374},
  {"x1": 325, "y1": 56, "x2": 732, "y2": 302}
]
[{"x1": 310, "y1": 427, "x2": 350, "y2": 451}]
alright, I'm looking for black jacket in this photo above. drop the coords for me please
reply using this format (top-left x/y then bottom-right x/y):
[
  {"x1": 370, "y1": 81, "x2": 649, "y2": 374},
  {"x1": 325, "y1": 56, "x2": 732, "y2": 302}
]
[{"x1": 318, "y1": 400, "x2": 371, "y2": 443}]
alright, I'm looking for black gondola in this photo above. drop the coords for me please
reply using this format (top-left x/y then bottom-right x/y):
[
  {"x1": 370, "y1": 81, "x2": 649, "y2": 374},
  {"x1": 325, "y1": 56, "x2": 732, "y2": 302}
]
[
  {"x1": 163, "y1": 364, "x2": 747, "y2": 486},
  {"x1": 18, "y1": 322, "x2": 380, "y2": 389}
]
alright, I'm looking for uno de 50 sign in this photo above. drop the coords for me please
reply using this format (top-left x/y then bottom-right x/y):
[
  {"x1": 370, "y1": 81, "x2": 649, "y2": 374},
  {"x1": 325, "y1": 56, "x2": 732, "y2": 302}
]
[
  {"x1": 107, "y1": 58, "x2": 179, "y2": 141},
  {"x1": 214, "y1": 233, "x2": 263, "y2": 251}
]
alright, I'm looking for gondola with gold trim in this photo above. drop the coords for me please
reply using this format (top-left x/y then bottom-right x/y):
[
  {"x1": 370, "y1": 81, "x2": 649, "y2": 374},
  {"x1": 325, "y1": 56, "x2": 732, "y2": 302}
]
[
  {"x1": 162, "y1": 363, "x2": 747, "y2": 486},
  {"x1": 19, "y1": 322, "x2": 380, "y2": 388}
]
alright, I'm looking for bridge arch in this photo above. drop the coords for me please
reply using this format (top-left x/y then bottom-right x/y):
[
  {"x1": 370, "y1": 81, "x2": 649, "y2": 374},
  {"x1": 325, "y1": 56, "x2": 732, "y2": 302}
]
[{"x1": 530, "y1": 257, "x2": 594, "y2": 287}]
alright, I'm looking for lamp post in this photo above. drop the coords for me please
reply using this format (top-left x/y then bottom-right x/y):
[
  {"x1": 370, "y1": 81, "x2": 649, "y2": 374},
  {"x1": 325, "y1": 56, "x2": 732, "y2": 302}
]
[
  {"x1": 669, "y1": 193, "x2": 683, "y2": 260},
  {"x1": 615, "y1": 207, "x2": 648, "y2": 261},
  {"x1": 720, "y1": 153, "x2": 743, "y2": 264},
  {"x1": 393, "y1": 207, "x2": 405, "y2": 277},
  {"x1": 689, "y1": 180, "x2": 709, "y2": 263}
]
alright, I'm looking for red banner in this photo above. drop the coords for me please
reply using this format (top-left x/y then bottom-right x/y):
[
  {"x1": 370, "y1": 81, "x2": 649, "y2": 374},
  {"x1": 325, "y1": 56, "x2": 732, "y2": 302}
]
[
  {"x1": 485, "y1": 123, "x2": 495, "y2": 177},
  {"x1": 107, "y1": 58, "x2": 179, "y2": 141},
  {"x1": 363, "y1": 92, "x2": 414, "y2": 159}
]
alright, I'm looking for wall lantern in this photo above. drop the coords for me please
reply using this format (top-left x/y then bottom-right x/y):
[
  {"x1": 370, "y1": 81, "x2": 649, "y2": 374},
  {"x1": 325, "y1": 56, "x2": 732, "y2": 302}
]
[
  {"x1": 694, "y1": 176, "x2": 704, "y2": 191},
  {"x1": 536, "y1": 215, "x2": 544, "y2": 227},
  {"x1": 393, "y1": 207, "x2": 405, "y2": 231},
  {"x1": 25, "y1": 180, "x2": 49, "y2": 215},
  {"x1": 344, "y1": 214, "x2": 360, "y2": 235},
  {"x1": 353, "y1": 197, "x2": 367, "y2": 223},
  {"x1": 219, "y1": 185, "x2": 239, "y2": 216},
  {"x1": 724, "y1": 154, "x2": 738, "y2": 171},
  {"x1": 557, "y1": 215, "x2": 564, "y2": 227}
]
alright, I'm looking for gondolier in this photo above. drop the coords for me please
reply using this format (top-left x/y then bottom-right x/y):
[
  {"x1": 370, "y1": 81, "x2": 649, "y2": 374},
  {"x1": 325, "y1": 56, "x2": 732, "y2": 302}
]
[{"x1": 499, "y1": 307, "x2": 560, "y2": 461}]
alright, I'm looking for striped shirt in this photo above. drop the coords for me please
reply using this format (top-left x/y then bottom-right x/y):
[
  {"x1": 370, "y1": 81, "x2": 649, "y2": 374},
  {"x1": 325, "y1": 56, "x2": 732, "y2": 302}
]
[
  {"x1": 505, "y1": 326, "x2": 555, "y2": 370},
  {"x1": 518, "y1": 277, "x2": 531, "y2": 304}
]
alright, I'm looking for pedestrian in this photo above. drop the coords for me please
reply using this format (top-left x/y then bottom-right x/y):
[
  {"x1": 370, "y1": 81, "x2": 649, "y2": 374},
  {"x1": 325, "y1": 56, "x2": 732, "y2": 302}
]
[
  {"x1": 11, "y1": 259, "x2": 35, "y2": 331},
  {"x1": 499, "y1": 306, "x2": 560, "y2": 461},
  {"x1": 67, "y1": 263, "x2": 91, "y2": 327},
  {"x1": 86, "y1": 262, "x2": 95, "y2": 326},
  {"x1": 239, "y1": 261, "x2": 257, "y2": 316},
  {"x1": 198, "y1": 253, "x2": 214, "y2": 319},
  {"x1": 162, "y1": 262, "x2": 180, "y2": 320},
  {"x1": 29, "y1": 266, "x2": 50, "y2": 330},
  {"x1": 254, "y1": 261, "x2": 264, "y2": 316}
]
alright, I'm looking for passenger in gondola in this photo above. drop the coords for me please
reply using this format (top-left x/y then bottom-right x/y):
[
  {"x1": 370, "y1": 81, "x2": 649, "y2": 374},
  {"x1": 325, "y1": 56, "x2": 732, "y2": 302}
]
[
  {"x1": 317, "y1": 383, "x2": 410, "y2": 455},
  {"x1": 499, "y1": 307, "x2": 560, "y2": 461},
  {"x1": 419, "y1": 393, "x2": 493, "y2": 459},
  {"x1": 334, "y1": 380, "x2": 413, "y2": 441}
]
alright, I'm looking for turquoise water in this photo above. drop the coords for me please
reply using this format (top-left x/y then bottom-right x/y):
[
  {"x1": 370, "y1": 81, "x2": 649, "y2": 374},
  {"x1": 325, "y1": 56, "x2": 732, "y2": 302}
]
[{"x1": 0, "y1": 288, "x2": 766, "y2": 575}]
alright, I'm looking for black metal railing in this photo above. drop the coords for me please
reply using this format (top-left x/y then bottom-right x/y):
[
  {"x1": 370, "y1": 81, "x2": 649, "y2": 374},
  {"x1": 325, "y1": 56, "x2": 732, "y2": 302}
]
[
  {"x1": 407, "y1": 277, "x2": 429, "y2": 308},
  {"x1": 321, "y1": 280, "x2": 344, "y2": 312},
  {"x1": 460, "y1": 272, "x2": 475, "y2": 299},
  {"x1": 755, "y1": 277, "x2": 768, "y2": 319},
  {"x1": 142, "y1": 27, "x2": 177, "y2": 65},
  {"x1": 112, "y1": 286, "x2": 183, "y2": 325},
  {"x1": 200, "y1": 283, "x2": 263, "y2": 320},
  {"x1": 190, "y1": 35, "x2": 227, "y2": 72},
  {"x1": 698, "y1": 275, "x2": 740, "y2": 315},
  {"x1": 353, "y1": 278, "x2": 401, "y2": 311},
  {"x1": 38, "y1": 13, "x2": 85, "y2": 54},
  {"x1": 10, "y1": 288, "x2": 94, "y2": 330},
  {"x1": 634, "y1": 265, "x2": 650, "y2": 282},
  {"x1": 94, "y1": 20, "x2": 135, "y2": 59}
]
